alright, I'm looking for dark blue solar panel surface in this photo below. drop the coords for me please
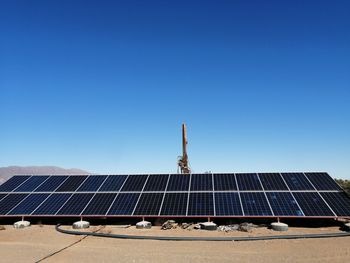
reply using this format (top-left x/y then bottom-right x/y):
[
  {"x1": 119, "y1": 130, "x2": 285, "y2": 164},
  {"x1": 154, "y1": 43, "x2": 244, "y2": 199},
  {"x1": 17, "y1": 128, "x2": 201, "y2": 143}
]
[
  {"x1": 0, "y1": 176, "x2": 30, "y2": 192},
  {"x1": 0, "y1": 194, "x2": 7, "y2": 202},
  {"x1": 99, "y1": 175, "x2": 127, "y2": 192},
  {"x1": 166, "y1": 174, "x2": 190, "y2": 191},
  {"x1": 107, "y1": 193, "x2": 140, "y2": 215},
  {"x1": 321, "y1": 192, "x2": 350, "y2": 216},
  {"x1": 258, "y1": 173, "x2": 288, "y2": 190},
  {"x1": 34, "y1": 176, "x2": 68, "y2": 192},
  {"x1": 14, "y1": 176, "x2": 49, "y2": 192},
  {"x1": 9, "y1": 194, "x2": 50, "y2": 215},
  {"x1": 33, "y1": 194, "x2": 72, "y2": 215},
  {"x1": 292, "y1": 192, "x2": 334, "y2": 216},
  {"x1": 1, "y1": 172, "x2": 350, "y2": 218},
  {"x1": 281, "y1": 173, "x2": 314, "y2": 190},
  {"x1": 305, "y1": 172, "x2": 342, "y2": 190},
  {"x1": 120, "y1": 175, "x2": 148, "y2": 192},
  {"x1": 266, "y1": 192, "x2": 303, "y2": 216},
  {"x1": 55, "y1": 176, "x2": 88, "y2": 192},
  {"x1": 215, "y1": 192, "x2": 243, "y2": 216},
  {"x1": 0, "y1": 194, "x2": 28, "y2": 214},
  {"x1": 56, "y1": 193, "x2": 94, "y2": 215},
  {"x1": 190, "y1": 174, "x2": 213, "y2": 191},
  {"x1": 236, "y1": 173, "x2": 262, "y2": 190},
  {"x1": 133, "y1": 193, "x2": 164, "y2": 215},
  {"x1": 82, "y1": 193, "x2": 117, "y2": 215},
  {"x1": 240, "y1": 192, "x2": 272, "y2": 216},
  {"x1": 187, "y1": 192, "x2": 214, "y2": 216},
  {"x1": 144, "y1": 174, "x2": 169, "y2": 191},
  {"x1": 213, "y1": 174, "x2": 237, "y2": 191},
  {"x1": 160, "y1": 193, "x2": 188, "y2": 215},
  {"x1": 77, "y1": 176, "x2": 107, "y2": 192}
]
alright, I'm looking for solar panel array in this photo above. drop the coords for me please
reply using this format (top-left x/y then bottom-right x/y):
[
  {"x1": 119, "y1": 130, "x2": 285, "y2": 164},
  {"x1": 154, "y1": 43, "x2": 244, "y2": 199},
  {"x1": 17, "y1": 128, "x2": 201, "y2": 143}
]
[{"x1": 0, "y1": 173, "x2": 349, "y2": 218}]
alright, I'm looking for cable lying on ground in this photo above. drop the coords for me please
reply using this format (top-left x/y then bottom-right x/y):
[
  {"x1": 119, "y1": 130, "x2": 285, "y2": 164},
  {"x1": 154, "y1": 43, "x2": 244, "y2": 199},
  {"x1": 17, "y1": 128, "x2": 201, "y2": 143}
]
[{"x1": 55, "y1": 224, "x2": 350, "y2": 242}]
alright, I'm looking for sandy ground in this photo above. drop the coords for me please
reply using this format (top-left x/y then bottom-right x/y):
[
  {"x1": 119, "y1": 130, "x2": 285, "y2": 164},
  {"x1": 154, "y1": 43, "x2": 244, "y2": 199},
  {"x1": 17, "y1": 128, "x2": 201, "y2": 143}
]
[{"x1": 0, "y1": 225, "x2": 350, "y2": 263}]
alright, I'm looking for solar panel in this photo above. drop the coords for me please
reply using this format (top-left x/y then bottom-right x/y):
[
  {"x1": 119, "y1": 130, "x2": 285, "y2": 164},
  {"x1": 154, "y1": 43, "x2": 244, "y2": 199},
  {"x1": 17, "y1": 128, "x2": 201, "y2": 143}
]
[
  {"x1": 56, "y1": 193, "x2": 94, "y2": 215},
  {"x1": 0, "y1": 176, "x2": 30, "y2": 192},
  {"x1": 215, "y1": 192, "x2": 243, "y2": 216},
  {"x1": 266, "y1": 192, "x2": 303, "y2": 216},
  {"x1": 0, "y1": 194, "x2": 28, "y2": 214},
  {"x1": 213, "y1": 174, "x2": 237, "y2": 191},
  {"x1": 236, "y1": 173, "x2": 262, "y2": 190},
  {"x1": 166, "y1": 174, "x2": 190, "y2": 191},
  {"x1": 240, "y1": 192, "x2": 272, "y2": 216},
  {"x1": 55, "y1": 176, "x2": 88, "y2": 192},
  {"x1": 258, "y1": 173, "x2": 288, "y2": 190},
  {"x1": 1, "y1": 172, "x2": 349, "y2": 218},
  {"x1": 281, "y1": 173, "x2": 314, "y2": 190},
  {"x1": 292, "y1": 192, "x2": 334, "y2": 216},
  {"x1": 14, "y1": 176, "x2": 49, "y2": 192},
  {"x1": 321, "y1": 192, "x2": 350, "y2": 216},
  {"x1": 305, "y1": 172, "x2": 342, "y2": 190},
  {"x1": 34, "y1": 176, "x2": 68, "y2": 192},
  {"x1": 190, "y1": 174, "x2": 213, "y2": 191},
  {"x1": 107, "y1": 193, "x2": 140, "y2": 215},
  {"x1": 77, "y1": 175, "x2": 107, "y2": 192},
  {"x1": 133, "y1": 193, "x2": 164, "y2": 215},
  {"x1": 82, "y1": 193, "x2": 117, "y2": 215},
  {"x1": 144, "y1": 174, "x2": 169, "y2": 191},
  {"x1": 8, "y1": 194, "x2": 50, "y2": 215},
  {"x1": 32, "y1": 193, "x2": 72, "y2": 215},
  {"x1": 0, "y1": 194, "x2": 7, "y2": 202},
  {"x1": 120, "y1": 175, "x2": 148, "y2": 192},
  {"x1": 187, "y1": 192, "x2": 214, "y2": 216},
  {"x1": 99, "y1": 175, "x2": 127, "y2": 192},
  {"x1": 160, "y1": 193, "x2": 188, "y2": 216}
]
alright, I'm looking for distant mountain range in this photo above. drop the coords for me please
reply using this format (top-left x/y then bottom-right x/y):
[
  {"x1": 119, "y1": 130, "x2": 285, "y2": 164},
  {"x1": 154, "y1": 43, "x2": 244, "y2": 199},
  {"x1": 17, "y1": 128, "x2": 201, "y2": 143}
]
[{"x1": 0, "y1": 166, "x2": 91, "y2": 184}]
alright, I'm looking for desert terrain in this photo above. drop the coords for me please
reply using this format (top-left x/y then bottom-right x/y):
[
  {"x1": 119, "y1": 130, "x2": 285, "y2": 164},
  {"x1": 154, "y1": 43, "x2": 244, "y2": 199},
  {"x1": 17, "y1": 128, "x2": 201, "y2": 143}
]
[{"x1": 0, "y1": 224, "x2": 349, "y2": 263}]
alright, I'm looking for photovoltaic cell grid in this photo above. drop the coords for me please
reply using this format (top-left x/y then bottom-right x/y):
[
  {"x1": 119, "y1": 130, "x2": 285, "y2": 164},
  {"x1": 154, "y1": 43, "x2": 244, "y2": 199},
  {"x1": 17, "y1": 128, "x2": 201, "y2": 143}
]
[{"x1": 0, "y1": 173, "x2": 349, "y2": 218}]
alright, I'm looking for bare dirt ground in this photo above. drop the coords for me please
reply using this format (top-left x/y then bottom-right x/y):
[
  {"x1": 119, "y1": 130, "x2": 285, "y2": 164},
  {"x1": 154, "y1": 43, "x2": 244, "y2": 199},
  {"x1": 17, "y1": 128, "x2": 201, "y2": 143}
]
[{"x1": 0, "y1": 225, "x2": 350, "y2": 263}]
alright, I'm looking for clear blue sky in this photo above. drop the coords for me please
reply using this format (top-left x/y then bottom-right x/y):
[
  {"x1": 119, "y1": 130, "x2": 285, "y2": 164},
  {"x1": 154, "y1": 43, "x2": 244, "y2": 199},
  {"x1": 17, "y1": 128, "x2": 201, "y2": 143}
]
[{"x1": 1, "y1": 1, "x2": 349, "y2": 178}]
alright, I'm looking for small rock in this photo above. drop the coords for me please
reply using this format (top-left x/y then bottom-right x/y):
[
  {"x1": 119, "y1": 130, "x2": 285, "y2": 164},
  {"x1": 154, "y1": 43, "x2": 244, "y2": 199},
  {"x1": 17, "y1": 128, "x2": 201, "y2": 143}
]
[
  {"x1": 0, "y1": 225, "x2": 6, "y2": 231},
  {"x1": 161, "y1": 220, "x2": 177, "y2": 230}
]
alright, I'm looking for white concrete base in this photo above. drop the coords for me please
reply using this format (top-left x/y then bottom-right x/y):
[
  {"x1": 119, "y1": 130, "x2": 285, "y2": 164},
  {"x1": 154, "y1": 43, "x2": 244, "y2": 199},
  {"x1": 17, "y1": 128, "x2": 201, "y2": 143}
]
[
  {"x1": 271, "y1": 222, "x2": 288, "y2": 231},
  {"x1": 72, "y1": 221, "x2": 90, "y2": 229},
  {"x1": 136, "y1": 220, "x2": 152, "y2": 229},
  {"x1": 13, "y1": 220, "x2": 31, "y2": 229},
  {"x1": 200, "y1": 222, "x2": 217, "y2": 231}
]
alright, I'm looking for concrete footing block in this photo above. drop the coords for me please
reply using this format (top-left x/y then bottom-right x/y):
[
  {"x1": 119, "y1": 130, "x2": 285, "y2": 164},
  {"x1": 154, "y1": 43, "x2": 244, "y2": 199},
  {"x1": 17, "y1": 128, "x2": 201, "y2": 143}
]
[
  {"x1": 136, "y1": 220, "x2": 152, "y2": 229},
  {"x1": 13, "y1": 220, "x2": 31, "y2": 229},
  {"x1": 271, "y1": 222, "x2": 288, "y2": 231},
  {"x1": 72, "y1": 221, "x2": 90, "y2": 229}
]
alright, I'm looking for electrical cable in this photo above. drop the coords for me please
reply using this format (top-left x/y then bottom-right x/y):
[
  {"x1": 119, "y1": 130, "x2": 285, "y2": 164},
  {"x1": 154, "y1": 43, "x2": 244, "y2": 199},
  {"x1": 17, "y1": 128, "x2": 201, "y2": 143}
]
[{"x1": 56, "y1": 224, "x2": 350, "y2": 242}]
